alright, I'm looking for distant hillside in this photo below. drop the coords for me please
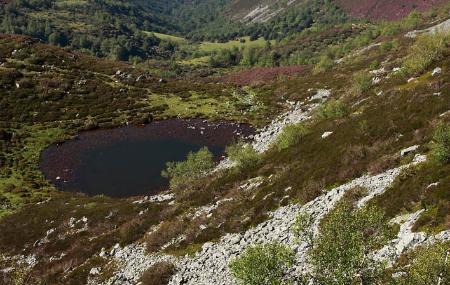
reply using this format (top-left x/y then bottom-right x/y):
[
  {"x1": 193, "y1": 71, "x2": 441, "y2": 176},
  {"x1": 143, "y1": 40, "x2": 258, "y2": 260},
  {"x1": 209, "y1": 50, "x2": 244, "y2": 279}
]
[{"x1": 334, "y1": 0, "x2": 450, "y2": 20}]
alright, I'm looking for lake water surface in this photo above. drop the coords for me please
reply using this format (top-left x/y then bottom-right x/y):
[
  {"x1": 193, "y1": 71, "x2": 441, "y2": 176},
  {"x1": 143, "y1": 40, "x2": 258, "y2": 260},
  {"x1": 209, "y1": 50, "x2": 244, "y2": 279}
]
[{"x1": 40, "y1": 119, "x2": 253, "y2": 197}]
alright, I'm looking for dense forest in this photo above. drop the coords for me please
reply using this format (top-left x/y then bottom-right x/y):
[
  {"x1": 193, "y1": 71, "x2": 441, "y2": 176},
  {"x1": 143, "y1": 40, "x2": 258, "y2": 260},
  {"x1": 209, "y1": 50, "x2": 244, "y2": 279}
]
[{"x1": 0, "y1": 0, "x2": 348, "y2": 62}]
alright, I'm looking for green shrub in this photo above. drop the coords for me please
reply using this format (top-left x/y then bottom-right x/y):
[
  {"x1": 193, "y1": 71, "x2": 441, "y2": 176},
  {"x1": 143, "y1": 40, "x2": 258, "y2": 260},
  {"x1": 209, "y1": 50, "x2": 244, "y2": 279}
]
[
  {"x1": 351, "y1": 71, "x2": 372, "y2": 95},
  {"x1": 296, "y1": 202, "x2": 389, "y2": 284},
  {"x1": 313, "y1": 55, "x2": 334, "y2": 74},
  {"x1": 396, "y1": 243, "x2": 450, "y2": 285},
  {"x1": 379, "y1": 39, "x2": 399, "y2": 53},
  {"x1": 226, "y1": 142, "x2": 260, "y2": 169},
  {"x1": 229, "y1": 242, "x2": 295, "y2": 285},
  {"x1": 161, "y1": 147, "x2": 214, "y2": 190},
  {"x1": 403, "y1": 32, "x2": 449, "y2": 75},
  {"x1": 274, "y1": 123, "x2": 310, "y2": 151},
  {"x1": 315, "y1": 99, "x2": 348, "y2": 121},
  {"x1": 431, "y1": 123, "x2": 450, "y2": 164},
  {"x1": 140, "y1": 262, "x2": 175, "y2": 285}
]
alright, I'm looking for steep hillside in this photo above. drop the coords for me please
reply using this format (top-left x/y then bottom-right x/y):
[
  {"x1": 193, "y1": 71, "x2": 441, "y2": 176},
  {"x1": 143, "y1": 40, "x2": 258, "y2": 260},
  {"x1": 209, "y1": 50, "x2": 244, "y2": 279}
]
[
  {"x1": 334, "y1": 0, "x2": 449, "y2": 20},
  {"x1": 0, "y1": 2, "x2": 449, "y2": 282}
]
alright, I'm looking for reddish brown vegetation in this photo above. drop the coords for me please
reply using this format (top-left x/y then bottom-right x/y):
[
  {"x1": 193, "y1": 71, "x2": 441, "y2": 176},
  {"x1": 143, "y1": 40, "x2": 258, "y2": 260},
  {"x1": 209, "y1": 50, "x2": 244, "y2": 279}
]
[
  {"x1": 218, "y1": 65, "x2": 307, "y2": 86},
  {"x1": 140, "y1": 262, "x2": 175, "y2": 285},
  {"x1": 334, "y1": 0, "x2": 449, "y2": 20}
]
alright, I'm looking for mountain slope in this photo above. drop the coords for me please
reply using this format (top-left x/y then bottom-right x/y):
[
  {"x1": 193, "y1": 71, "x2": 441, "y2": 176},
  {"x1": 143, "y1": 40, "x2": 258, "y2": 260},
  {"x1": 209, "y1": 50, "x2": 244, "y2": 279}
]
[{"x1": 334, "y1": 0, "x2": 450, "y2": 20}]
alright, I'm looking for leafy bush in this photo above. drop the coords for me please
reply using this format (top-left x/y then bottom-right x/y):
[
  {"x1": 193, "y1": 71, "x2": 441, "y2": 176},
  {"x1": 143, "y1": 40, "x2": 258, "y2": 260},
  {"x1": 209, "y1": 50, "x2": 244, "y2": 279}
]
[
  {"x1": 161, "y1": 147, "x2": 214, "y2": 190},
  {"x1": 431, "y1": 123, "x2": 450, "y2": 164},
  {"x1": 315, "y1": 99, "x2": 348, "y2": 121},
  {"x1": 351, "y1": 71, "x2": 372, "y2": 95},
  {"x1": 379, "y1": 39, "x2": 399, "y2": 53},
  {"x1": 396, "y1": 243, "x2": 450, "y2": 285},
  {"x1": 296, "y1": 202, "x2": 389, "y2": 284},
  {"x1": 226, "y1": 142, "x2": 260, "y2": 169},
  {"x1": 403, "y1": 32, "x2": 449, "y2": 75},
  {"x1": 274, "y1": 123, "x2": 310, "y2": 151},
  {"x1": 140, "y1": 262, "x2": 175, "y2": 285},
  {"x1": 313, "y1": 55, "x2": 334, "y2": 74},
  {"x1": 229, "y1": 242, "x2": 295, "y2": 285}
]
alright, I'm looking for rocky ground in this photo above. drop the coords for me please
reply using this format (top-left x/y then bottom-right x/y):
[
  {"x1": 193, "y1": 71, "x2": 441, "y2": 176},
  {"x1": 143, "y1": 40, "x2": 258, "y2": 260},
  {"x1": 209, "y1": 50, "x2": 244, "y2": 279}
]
[
  {"x1": 90, "y1": 153, "x2": 449, "y2": 285},
  {"x1": 87, "y1": 95, "x2": 448, "y2": 284}
]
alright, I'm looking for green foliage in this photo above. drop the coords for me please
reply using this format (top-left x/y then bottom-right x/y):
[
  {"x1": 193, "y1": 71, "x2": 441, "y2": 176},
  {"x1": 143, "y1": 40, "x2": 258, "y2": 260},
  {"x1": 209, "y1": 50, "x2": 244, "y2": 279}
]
[
  {"x1": 226, "y1": 142, "x2": 260, "y2": 169},
  {"x1": 379, "y1": 39, "x2": 400, "y2": 53},
  {"x1": 293, "y1": 211, "x2": 315, "y2": 245},
  {"x1": 298, "y1": 202, "x2": 389, "y2": 284},
  {"x1": 274, "y1": 123, "x2": 310, "y2": 151},
  {"x1": 351, "y1": 71, "x2": 373, "y2": 95},
  {"x1": 396, "y1": 243, "x2": 450, "y2": 285},
  {"x1": 161, "y1": 147, "x2": 214, "y2": 190},
  {"x1": 403, "y1": 32, "x2": 449, "y2": 75},
  {"x1": 313, "y1": 55, "x2": 334, "y2": 74},
  {"x1": 315, "y1": 99, "x2": 348, "y2": 121},
  {"x1": 431, "y1": 123, "x2": 450, "y2": 164},
  {"x1": 229, "y1": 242, "x2": 295, "y2": 285},
  {"x1": 209, "y1": 48, "x2": 241, "y2": 68}
]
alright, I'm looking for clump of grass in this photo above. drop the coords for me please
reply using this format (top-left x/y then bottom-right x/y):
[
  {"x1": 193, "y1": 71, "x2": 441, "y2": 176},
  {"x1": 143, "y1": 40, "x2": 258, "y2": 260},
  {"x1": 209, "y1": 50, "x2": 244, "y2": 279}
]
[
  {"x1": 161, "y1": 147, "x2": 214, "y2": 190},
  {"x1": 351, "y1": 71, "x2": 372, "y2": 95},
  {"x1": 315, "y1": 99, "x2": 348, "y2": 121},
  {"x1": 274, "y1": 122, "x2": 310, "y2": 151},
  {"x1": 403, "y1": 32, "x2": 449, "y2": 75},
  {"x1": 430, "y1": 122, "x2": 450, "y2": 164}
]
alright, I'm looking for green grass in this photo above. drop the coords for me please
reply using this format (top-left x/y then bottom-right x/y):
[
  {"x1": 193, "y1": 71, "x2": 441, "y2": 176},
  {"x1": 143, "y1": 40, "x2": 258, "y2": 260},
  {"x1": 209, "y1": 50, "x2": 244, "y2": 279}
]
[
  {"x1": 179, "y1": 56, "x2": 210, "y2": 66},
  {"x1": 199, "y1": 37, "x2": 273, "y2": 53},
  {"x1": 151, "y1": 32, "x2": 187, "y2": 44}
]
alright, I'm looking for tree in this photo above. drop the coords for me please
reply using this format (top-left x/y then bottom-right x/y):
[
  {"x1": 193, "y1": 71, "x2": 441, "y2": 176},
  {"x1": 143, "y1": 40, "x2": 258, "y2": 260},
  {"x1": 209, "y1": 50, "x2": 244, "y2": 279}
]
[
  {"x1": 396, "y1": 243, "x2": 449, "y2": 285},
  {"x1": 296, "y1": 202, "x2": 390, "y2": 285},
  {"x1": 230, "y1": 242, "x2": 295, "y2": 285},
  {"x1": 431, "y1": 123, "x2": 450, "y2": 164},
  {"x1": 161, "y1": 147, "x2": 214, "y2": 190},
  {"x1": 225, "y1": 142, "x2": 260, "y2": 170}
]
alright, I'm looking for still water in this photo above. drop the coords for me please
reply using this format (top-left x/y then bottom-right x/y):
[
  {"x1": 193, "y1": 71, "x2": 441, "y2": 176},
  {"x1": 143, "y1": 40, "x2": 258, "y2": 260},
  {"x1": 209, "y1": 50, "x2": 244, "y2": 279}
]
[{"x1": 40, "y1": 119, "x2": 252, "y2": 197}]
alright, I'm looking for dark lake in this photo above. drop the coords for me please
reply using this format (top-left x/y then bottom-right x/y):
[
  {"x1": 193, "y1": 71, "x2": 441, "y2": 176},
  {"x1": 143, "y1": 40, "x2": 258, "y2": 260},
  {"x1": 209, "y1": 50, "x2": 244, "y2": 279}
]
[{"x1": 40, "y1": 119, "x2": 253, "y2": 197}]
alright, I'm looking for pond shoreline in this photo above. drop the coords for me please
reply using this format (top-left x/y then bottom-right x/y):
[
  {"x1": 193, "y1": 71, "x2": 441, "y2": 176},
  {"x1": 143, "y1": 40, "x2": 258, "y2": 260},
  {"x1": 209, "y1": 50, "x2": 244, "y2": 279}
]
[{"x1": 40, "y1": 119, "x2": 254, "y2": 198}]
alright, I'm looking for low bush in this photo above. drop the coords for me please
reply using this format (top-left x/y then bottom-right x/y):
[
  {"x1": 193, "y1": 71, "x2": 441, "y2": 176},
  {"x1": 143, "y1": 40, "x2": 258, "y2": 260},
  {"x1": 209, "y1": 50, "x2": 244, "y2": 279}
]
[
  {"x1": 313, "y1": 55, "x2": 334, "y2": 74},
  {"x1": 140, "y1": 262, "x2": 175, "y2": 285},
  {"x1": 226, "y1": 142, "x2": 260, "y2": 170},
  {"x1": 229, "y1": 242, "x2": 295, "y2": 285},
  {"x1": 274, "y1": 123, "x2": 310, "y2": 151},
  {"x1": 395, "y1": 243, "x2": 450, "y2": 285},
  {"x1": 145, "y1": 219, "x2": 186, "y2": 252},
  {"x1": 403, "y1": 32, "x2": 449, "y2": 75},
  {"x1": 161, "y1": 147, "x2": 214, "y2": 190},
  {"x1": 296, "y1": 202, "x2": 389, "y2": 284},
  {"x1": 351, "y1": 71, "x2": 372, "y2": 95},
  {"x1": 315, "y1": 99, "x2": 348, "y2": 121},
  {"x1": 431, "y1": 123, "x2": 450, "y2": 164}
]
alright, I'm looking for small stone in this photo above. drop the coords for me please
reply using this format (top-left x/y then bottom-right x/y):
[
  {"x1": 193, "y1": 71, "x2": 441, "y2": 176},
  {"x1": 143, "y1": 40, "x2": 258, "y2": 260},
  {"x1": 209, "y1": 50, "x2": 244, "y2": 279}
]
[
  {"x1": 89, "y1": 267, "x2": 101, "y2": 276},
  {"x1": 432, "y1": 67, "x2": 442, "y2": 76},
  {"x1": 427, "y1": 182, "x2": 439, "y2": 189},
  {"x1": 321, "y1": 131, "x2": 333, "y2": 139},
  {"x1": 400, "y1": 145, "x2": 419, "y2": 156}
]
